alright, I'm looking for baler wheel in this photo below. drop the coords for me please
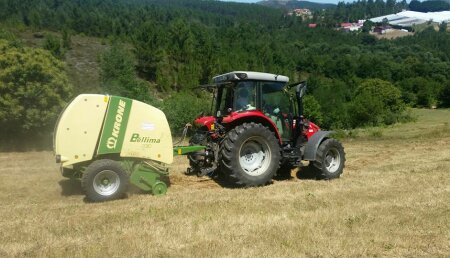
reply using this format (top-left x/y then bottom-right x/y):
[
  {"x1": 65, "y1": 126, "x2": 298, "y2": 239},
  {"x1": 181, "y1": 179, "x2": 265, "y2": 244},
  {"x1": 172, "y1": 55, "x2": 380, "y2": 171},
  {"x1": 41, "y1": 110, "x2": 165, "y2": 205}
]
[
  {"x1": 220, "y1": 122, "x2": 280, "y2": 186},
  {"x1": 81, "y1": 159, "x2": 129, "y2": 202},
  {"x1": 152, "y1": 181, "x2": 167, "y2": 196}
]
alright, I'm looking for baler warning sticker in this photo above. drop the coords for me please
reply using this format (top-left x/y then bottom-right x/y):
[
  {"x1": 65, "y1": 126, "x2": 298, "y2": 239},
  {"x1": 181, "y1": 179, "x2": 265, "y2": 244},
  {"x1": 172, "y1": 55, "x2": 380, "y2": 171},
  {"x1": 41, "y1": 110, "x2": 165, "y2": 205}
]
[
  {"x1": 97, "y1": 97, "x2": 132, "y2": 154},
  {"x1": 141, "y1": 123, "x2": 155, "y2": 130}
]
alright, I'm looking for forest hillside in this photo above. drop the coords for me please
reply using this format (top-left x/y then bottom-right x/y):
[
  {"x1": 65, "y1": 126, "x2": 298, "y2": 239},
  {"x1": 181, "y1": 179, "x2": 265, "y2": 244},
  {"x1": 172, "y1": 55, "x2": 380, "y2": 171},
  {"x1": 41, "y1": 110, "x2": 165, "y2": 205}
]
[{"x1": 0, "y1": 0, "x2": 449, "y2": 149}]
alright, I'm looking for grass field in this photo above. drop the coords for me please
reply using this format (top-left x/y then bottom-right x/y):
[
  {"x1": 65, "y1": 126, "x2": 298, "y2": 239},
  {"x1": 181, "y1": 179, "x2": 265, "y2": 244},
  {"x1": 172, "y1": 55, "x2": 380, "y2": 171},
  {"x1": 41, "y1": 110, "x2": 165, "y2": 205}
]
[{"x1": 1, "y1": 109, "x2": 449, "y2": 257}]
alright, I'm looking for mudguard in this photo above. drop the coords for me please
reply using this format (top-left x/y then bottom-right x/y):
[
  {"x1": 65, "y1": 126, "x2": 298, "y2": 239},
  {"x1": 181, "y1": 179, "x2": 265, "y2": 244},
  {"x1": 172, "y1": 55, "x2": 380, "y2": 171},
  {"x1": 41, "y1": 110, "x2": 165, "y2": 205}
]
[{"x1": 303, "y1": 130, "x2": 334, "y2": 161}]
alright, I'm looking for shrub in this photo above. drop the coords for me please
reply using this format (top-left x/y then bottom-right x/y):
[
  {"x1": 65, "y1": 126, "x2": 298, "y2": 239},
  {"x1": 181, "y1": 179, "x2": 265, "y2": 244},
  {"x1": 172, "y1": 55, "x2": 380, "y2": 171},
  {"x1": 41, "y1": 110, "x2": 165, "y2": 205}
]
[
  {"x1": 0, "y1": 39, "x2": 72, "y2": 149},
  {"x1": 308, "y1": 76, "x2": 351, "y2": 129},
  {"x1": 43, "y1": 34, "x2": 64, "y2": 58},
  {"x1": 161, "y1": 92, "x2": 209, "y2": 135},
  {"x1": 303, "y1": 95, "x2": 323, "y2": 125},
  {"x1": 349, "y1": 79, "x2": 406, "y2": 127},
  {"x1": 99, "y1": 43, "x2": 154, "y2": 104},
  {"x1": 439, "y1": 81, "x2": 450, "y2": 107}
]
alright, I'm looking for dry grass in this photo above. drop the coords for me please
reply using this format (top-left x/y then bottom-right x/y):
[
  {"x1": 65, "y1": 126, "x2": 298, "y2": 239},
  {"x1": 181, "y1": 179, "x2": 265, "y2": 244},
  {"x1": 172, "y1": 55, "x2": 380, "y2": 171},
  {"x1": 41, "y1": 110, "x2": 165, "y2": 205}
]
[
  {"x1": 1, "y1": 109, "x2": 449, "y2": 257},
  {"x1": 370, "y1": 29, "x2": 414, "y2": 40}
]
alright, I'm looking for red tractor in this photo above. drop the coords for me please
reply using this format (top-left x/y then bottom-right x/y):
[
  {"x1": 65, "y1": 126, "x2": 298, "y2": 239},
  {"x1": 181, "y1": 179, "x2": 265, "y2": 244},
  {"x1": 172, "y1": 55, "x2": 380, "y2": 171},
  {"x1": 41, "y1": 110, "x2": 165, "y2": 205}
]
[{"x1": 187, "y1": 71, "x2": 345, "y2": 186}]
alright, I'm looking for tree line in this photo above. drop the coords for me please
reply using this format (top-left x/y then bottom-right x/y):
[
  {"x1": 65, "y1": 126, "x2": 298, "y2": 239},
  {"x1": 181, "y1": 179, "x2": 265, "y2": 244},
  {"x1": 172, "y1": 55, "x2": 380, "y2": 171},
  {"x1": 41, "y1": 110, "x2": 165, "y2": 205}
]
[
  {"x1": 409, "y1": 0, "x2": 450, "y2": 12},
  {"x1": 0, "y1": 0, "x2": 450, "y2": 147}
]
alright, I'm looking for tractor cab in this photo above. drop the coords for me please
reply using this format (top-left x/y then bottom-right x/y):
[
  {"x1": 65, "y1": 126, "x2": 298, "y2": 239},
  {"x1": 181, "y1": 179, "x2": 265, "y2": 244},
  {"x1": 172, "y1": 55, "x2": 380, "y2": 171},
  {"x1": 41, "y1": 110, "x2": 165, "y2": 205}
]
[{"x1": 196, "y1": 71, "x2": 316, "y2": 146}]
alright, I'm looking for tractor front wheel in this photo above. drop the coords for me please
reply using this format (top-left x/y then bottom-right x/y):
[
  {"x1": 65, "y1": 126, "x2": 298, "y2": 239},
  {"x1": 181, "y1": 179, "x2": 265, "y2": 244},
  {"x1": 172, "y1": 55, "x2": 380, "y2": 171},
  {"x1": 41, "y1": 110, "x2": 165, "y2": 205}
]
[
  {"x1": 310, "y1": 138, "x2": 345, "y2": 179},
  {"x1": 220, "y1": 122, "x2": 280, "y2": 186},
  {"x1": 81, "y1": 159, "x2": 129, "y2": 202}
]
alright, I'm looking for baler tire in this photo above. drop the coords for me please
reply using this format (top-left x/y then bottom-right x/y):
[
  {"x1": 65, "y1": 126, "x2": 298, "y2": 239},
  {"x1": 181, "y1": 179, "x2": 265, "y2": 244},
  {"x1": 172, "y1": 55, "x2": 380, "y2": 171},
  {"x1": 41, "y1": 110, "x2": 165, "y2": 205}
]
[
  {"x1": 219, "y1": 122, "x2": 280, "y2": 187},
  {"x1": 81, "y1": 159, "x2": 129, "y2": 202},
  {"x1": 310, "y1": 138, "x2": 345, "y2": 180}
]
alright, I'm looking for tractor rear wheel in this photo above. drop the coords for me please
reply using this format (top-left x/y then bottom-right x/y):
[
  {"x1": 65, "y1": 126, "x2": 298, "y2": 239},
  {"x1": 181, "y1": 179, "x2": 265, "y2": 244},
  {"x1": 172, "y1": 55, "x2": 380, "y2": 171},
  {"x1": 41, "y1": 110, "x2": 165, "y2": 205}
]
[
  {"x1": 310, "y1": 138, "x2": 345, "y2": 179},
  {"x1": 220, "y1": 122, "x2": 280, "y2": 186},
  {"x1": 81, "y1": 159, "x2": 129, "y2": 202}
]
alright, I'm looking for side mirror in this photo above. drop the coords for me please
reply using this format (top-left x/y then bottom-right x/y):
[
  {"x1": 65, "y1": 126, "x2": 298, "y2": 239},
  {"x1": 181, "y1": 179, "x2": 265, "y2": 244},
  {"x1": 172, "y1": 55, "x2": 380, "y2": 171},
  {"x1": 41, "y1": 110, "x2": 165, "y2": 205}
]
[{"x1": 296, "y1": 81, "x2": 307, "y2": 98}]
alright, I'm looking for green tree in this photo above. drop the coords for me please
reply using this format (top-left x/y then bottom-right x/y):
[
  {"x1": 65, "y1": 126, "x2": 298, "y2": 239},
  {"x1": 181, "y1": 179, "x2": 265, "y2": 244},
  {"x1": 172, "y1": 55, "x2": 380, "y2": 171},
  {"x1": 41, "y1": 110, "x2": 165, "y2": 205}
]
[
  {"x1": 43, "y1": 34, "x2": 64, "y2": 58},
  {"x1": 362, "y1": 20, "x2": 374, "y2": 33},
  {"x1": 439, "y1": 82, "x2": 450, "y2": 107},
  {"x1": 0, "y1": 39, "x2": 72, "y2": 146},
  {"x1": 303, "y1": 95, "x2": 323, "y2": 125},
  {"x1": 99, "y1": 43, "x2": 154, "y2": 104},
  {"x1": 398, "y1": 77, "x2": 439, "y2": 107},
  {"x1": 350, "y1": 79, "x2": 405, "y2": 127},
  {"x1": 161, "y1": 92, "x2": 208, "y2": 135},
  {"x1": 62, "y1": 28, "x2": 72, "y2": 50}
]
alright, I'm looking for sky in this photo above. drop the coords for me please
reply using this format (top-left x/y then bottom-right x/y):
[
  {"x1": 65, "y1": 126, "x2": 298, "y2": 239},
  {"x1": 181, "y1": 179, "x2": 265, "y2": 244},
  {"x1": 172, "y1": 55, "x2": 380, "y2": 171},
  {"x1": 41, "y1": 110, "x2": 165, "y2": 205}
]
[{"x1": 221, "y1": 0, "x2": 346, "y2": 4}]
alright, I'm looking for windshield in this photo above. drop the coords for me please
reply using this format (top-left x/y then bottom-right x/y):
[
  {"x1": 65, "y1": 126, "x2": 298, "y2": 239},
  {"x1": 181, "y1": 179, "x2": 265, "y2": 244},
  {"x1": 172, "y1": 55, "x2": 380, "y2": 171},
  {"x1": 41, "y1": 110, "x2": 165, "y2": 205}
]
[{"x1": 214, "y1": 80, "x2": 292, "y2": 116}]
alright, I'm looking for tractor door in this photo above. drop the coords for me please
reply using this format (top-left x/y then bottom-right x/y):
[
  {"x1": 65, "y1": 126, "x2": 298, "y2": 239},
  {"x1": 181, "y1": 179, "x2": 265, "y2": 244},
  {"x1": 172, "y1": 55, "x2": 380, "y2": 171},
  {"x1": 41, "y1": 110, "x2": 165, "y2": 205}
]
[
  {"x1": 215, "y1": 84, "x2": 233, "y2": 116},
  {"x1": 260, "y1": 81, "x2": 294, "y2": 142}
]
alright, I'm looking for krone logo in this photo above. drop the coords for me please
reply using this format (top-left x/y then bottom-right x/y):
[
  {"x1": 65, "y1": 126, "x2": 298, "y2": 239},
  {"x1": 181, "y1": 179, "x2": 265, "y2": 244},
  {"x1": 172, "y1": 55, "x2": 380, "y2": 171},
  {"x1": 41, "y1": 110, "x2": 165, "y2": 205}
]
[
  {"x1": 106, "y1": 99, "x2": 127, "y2": 149},
  {"x1": 107, "y1": 137, "x2": 117, "y2": 149}
]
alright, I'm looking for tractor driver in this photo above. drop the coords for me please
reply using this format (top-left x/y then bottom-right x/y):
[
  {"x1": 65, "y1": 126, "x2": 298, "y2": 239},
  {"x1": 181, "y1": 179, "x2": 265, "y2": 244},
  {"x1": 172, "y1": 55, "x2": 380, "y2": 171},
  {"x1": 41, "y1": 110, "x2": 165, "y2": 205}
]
[{"x1": 235, "y1": 86, "x2": 256, "y2": 111}]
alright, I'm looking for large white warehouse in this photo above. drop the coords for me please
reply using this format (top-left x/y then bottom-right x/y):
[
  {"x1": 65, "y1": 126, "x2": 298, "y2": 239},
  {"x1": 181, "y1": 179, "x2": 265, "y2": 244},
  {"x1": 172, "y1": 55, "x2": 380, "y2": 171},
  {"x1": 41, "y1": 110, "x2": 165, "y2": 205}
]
[{"x1": 370, "y1": 10, "x2": 450, "y2": 27}]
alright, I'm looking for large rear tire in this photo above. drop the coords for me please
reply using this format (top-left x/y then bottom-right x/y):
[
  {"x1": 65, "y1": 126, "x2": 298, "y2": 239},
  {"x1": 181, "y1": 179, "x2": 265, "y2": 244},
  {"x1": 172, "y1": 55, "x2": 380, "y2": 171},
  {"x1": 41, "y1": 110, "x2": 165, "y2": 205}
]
[
  {"x1": 81, "y1": 159, "x2": 129, "y2": 202},
  {"x1": 220, "y1": 122, "x2": 281, "y2": 186},
  {"x1": 310, "y1": 138, "x2": 345, "y2": 179}
]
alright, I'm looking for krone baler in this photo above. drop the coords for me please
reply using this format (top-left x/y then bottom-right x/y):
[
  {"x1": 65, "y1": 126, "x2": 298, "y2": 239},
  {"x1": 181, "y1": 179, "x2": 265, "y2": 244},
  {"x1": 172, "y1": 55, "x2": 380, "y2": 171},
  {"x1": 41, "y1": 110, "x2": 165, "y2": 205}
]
[{"x1": 54, "y1": 94, "x2": 203, "y2": 202}]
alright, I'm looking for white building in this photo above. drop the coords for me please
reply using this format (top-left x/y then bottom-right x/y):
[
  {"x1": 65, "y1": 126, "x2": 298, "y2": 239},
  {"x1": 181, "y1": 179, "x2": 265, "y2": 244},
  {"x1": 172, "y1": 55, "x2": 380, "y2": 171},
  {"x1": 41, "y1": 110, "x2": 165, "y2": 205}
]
[{"x1": 370, "y1": 11, "x2": 450, "y2": 27}]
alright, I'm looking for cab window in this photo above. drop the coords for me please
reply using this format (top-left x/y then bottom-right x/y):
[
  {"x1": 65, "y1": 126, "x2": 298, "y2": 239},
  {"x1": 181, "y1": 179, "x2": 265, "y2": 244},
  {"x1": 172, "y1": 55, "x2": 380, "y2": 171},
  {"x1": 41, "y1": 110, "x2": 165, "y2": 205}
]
[
  {"x1": 234, "y1": 81, "x2": 256, "y2": 112},
  {"x1": 261, "y1": 82, "x2": 292, "y2": 139}
]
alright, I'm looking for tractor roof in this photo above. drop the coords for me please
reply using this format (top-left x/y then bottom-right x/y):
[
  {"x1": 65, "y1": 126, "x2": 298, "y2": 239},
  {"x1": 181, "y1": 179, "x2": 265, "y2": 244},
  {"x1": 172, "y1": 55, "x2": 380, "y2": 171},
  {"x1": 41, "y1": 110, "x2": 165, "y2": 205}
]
[{"x1": 212, "y1": 71, "x2": 289, "y2": 84}]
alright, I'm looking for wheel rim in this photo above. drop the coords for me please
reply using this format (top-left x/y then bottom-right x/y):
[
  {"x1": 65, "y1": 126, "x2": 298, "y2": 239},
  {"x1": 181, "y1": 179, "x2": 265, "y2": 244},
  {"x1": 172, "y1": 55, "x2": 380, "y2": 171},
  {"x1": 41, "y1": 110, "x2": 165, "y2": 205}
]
[
  {"x1": 324, "y1": 148, "x2": 341, "y2": 173},
  {"x1": 239, "y1": 136, "x2": 271, "y2": 176},
  {"x1": 93, "y1": 170, "x2": 120, "y2": 196}
]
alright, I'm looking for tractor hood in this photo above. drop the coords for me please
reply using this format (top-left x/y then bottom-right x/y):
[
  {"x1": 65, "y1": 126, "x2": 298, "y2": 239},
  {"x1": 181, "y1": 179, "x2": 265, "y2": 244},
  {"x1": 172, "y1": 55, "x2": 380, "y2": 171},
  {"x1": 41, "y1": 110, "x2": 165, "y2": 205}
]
[{"x1": 194, "y1": 116, "x2": 216, "y2": 130}]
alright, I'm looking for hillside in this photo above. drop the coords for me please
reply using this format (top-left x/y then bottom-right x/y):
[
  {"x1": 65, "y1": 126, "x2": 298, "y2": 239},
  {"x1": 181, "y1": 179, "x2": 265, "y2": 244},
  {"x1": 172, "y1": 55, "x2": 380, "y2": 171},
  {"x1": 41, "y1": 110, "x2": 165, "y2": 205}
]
[
  {"x1": 258, "y1": 0, "x2": 336, "y2": 9},
  {"x1": 1, "y1": 0, "x2": 450, "y2": 150},
  {"x1": 17, "y1": 31, "x2": 105, "y2": 95},
  {"x1": 1, "y1": 108, "x2": 449, "y2": 256}
]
